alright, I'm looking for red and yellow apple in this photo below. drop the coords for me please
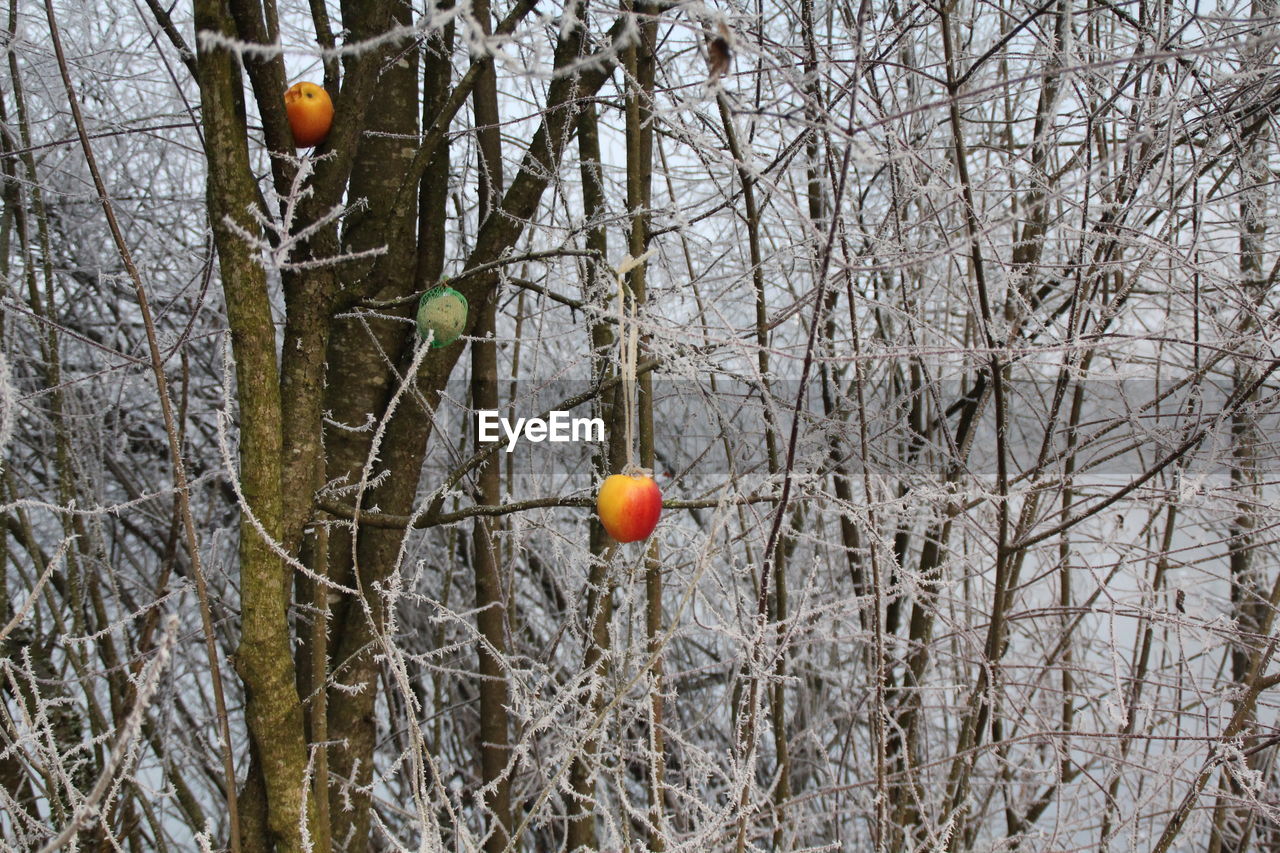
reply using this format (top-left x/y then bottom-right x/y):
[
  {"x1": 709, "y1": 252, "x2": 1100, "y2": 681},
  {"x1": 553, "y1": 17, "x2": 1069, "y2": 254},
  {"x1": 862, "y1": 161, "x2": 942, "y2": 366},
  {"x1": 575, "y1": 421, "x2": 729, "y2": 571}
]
[
  {"x1": 284, "y1": 81, "x2": 334, "y2": 148},
  {"x1": 596, "y1": 472, "x2": 662, "y2": 543}
]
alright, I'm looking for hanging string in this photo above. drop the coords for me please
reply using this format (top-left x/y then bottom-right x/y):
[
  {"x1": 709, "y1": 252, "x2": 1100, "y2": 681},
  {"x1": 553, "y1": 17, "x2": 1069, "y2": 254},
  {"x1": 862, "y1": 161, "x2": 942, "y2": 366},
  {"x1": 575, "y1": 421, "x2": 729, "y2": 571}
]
[{"x1": 614, "y1": 250, "x2": 653, "y2": 476}]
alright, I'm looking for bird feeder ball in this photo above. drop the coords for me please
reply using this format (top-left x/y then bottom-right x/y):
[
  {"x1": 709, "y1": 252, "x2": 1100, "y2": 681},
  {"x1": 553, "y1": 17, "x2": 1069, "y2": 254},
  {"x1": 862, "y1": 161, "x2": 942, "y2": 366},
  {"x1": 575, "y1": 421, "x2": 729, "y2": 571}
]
[{"x1": 416, "y1": 285, "x2": 468, "y2": 348}]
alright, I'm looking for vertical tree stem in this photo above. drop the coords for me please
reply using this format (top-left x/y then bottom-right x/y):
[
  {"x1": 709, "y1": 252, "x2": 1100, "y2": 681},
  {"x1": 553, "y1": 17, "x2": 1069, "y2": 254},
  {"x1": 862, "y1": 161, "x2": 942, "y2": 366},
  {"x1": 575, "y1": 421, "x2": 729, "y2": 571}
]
[{"x1": 42, "y1": 2, "x2": 240, "y2": 848}]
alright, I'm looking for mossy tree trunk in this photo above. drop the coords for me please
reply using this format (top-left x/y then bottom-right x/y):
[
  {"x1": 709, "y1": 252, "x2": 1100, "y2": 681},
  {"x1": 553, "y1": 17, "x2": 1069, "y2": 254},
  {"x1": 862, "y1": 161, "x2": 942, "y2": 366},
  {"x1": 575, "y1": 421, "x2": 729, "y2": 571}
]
[{"x1": 194, "y1": 0, "x2": 628, "y2": 845}]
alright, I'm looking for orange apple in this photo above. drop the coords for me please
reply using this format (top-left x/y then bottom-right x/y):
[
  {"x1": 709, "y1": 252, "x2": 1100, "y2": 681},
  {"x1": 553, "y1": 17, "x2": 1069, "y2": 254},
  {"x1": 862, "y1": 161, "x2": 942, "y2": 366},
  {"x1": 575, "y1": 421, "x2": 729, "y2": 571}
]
[
  {"x1": 596, "y1": 472, "x2": 662, "y2": 543},
  {"x1": 284, "y1": 81, "x2": 333, "y2": 148}
]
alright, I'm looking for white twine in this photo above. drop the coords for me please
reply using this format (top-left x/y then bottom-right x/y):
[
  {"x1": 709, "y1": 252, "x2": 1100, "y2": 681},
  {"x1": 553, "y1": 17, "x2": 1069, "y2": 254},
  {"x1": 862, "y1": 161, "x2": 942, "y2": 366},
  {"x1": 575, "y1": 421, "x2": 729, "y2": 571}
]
[{"x1": 614, "y1": 250, "x2": 653, "y2": 475}]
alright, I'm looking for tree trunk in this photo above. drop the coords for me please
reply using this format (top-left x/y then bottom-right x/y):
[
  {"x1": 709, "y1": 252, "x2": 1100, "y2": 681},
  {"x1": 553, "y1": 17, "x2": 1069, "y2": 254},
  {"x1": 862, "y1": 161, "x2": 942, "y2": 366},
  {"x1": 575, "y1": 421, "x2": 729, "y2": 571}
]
[{"x1": 194, "y1": 1, "x2": 312, "y2": 848}]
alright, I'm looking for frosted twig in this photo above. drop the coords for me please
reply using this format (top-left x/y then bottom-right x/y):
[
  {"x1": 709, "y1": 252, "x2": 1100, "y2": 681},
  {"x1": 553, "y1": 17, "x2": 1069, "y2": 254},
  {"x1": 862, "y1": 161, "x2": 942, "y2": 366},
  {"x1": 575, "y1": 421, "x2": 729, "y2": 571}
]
[
  {"x1": 0, "y1": 537, "x2": 68, "y2": 644},
  {"x1": 35, "y1": 615, "x2": 181, "y2": 853}
]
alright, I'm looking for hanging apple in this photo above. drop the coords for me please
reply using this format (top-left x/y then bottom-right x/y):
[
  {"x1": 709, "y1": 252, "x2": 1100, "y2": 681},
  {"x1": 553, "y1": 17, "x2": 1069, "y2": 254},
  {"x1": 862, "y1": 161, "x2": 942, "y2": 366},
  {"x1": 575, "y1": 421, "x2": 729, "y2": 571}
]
[
  {"x1": 283, "y1": 81, "x2": 334, "y2": 148},
  {"x1": 596, "y1": 471, "x2": 662, "y2": 543}
]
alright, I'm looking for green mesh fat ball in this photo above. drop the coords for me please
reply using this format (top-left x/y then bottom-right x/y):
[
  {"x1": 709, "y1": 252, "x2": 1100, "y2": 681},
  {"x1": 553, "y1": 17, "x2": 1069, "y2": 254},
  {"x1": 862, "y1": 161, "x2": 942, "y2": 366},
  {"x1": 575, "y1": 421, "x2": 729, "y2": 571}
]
[{"x1": 416, "y1": 285, "x2": 468, "y2": 348}]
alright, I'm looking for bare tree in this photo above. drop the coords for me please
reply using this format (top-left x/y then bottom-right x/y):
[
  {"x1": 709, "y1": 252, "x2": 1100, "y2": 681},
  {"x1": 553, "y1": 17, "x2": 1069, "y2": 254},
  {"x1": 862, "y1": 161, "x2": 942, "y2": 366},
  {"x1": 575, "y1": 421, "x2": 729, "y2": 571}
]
[{"x1": 1, "y1": 0, "x2": 1279, "y2": 850}]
